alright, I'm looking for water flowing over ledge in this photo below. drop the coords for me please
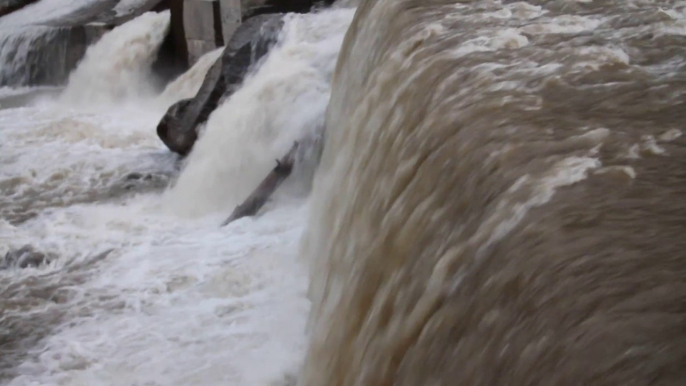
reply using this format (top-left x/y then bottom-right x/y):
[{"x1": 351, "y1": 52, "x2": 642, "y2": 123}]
[
  {"x1": 0, "y1": 0, "x2": 685, "y2": 385},
  {"x1": 300, "y1": 1, "x2": 686, "y2": 385},
  {"x1": 0, "y1": 5, "x2": 353, "y2": 385}
]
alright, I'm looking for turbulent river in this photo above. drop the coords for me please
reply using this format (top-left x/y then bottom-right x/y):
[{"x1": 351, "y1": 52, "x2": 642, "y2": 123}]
[
  {"x1": 2, "y1": 0, "x2": 686, "y2": 385},
  {"x1": 0, "y1": 3, "x2": 354, "y2": 385}
]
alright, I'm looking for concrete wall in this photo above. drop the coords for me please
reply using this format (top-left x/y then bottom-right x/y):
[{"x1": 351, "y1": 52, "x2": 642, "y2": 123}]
[{"x1": 183, "y1": 0, "x2": 238, "y2": 65}]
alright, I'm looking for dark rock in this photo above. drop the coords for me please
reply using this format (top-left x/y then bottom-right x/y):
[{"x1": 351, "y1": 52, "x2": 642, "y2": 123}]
[
  {"x1": 242, "y1": 0, "x2": 335, "y2": 18},
  {"x1": 126, "y1": 172, "x2": 144, "y2": 180},
  {"x1": 157, "y1": 98, "x2": 195, "y2": 155},
  {"x1": 2, "y1": 245, "x2": 55, "y2": 269},
  {"x1": 157, "y1": 13, "x2": 284, "y2": 155},
  {"x1": 218, "y1": 0, "x2": 241, "y2": 44}
]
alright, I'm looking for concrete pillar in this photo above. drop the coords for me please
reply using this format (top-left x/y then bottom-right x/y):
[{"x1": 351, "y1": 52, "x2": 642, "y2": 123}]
[
  {"x1": 183, "y1": 0, "x2": 223, "y2": 65},
  {"x1": 219, "y1": 0, "x2": 241, "y2": 46}
]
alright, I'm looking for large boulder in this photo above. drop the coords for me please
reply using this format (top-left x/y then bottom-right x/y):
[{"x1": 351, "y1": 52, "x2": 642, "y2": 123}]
[{"x1": 157, "y1": 13, "x2": 283, "y2": 156}]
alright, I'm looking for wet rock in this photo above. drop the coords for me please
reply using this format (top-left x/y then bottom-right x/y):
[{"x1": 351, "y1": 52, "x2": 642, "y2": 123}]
[
  {"x1": 157, "y1": 98, "x2": 195, "y2": 155},
  {"x1": 2, "y1": 245, "x2": 55, "y2": 269},
  {"x1": 157, "y1": 13, "x2": 283, "y2": 155}
]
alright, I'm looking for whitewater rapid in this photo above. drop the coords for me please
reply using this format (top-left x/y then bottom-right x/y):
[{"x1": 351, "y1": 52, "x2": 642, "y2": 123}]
[{"x1": 0, "y1": 6, "x2": 355, "y2": 385}]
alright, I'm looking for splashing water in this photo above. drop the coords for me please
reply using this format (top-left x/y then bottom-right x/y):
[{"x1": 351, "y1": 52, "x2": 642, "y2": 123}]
[
  {"x1": 165, "y1": 8, "x2": 355, "y2": 217},
  {"x1": 59, "y1": 11, "x2": 171, "y2": 106},
  {"x1": 300, "y1": 0, "x2": 686, "y2": 385},
  {"x1": 4, "y1": 0, "x2": 684, "y2": 385},
  {"x1": 0, "y1": 6, "x2": 354, "y2": 386}
]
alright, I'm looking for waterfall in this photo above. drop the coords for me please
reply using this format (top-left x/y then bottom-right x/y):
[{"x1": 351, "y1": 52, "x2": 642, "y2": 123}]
[
  {"x1": 59, "y1": 11, "x2": 170, "y2": 106},
  {"x1": 0, "y1": 0, "x2": 108, "y2": 86},
  {"x1": 164, "y1": 8, "x2": 355, "y2": 217},
  {"x1": 299, "y1": 0, "x2": 686, "y2": 385}
]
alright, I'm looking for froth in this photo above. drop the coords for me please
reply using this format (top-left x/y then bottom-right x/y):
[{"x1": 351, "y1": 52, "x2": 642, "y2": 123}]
[
  {"x1": 164, "y1": 9, "x2": 355, "y2": 217},
  {"x1": 59, "y1": 11, "x2": 171, "y2": 107}
]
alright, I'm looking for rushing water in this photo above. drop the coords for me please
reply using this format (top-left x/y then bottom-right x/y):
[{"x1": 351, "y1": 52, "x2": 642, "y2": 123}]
[
  {"x1": 0, "y1": 0, "x2": 110, "y2": 86},
  {"x1": 0, "y1": 6, "x2": 354, "y2": 385},
  {"x1": 59, "y1": 11, "x2": 171, "y2": 106},
  {"x1": 3, "y1": 0, "x2": 686, "y2": 385},
  {"x1": 300, "y1": 1, "x2": 686, "y2": 385}
]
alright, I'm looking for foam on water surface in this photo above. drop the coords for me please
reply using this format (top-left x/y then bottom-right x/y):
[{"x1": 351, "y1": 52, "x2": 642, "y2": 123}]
[
  {"x1": 165, "y1": 8, "x2": 356, "y2": 217},
  {"x1": 0, "y1": 6, "x2": 354, "y2": 385}
]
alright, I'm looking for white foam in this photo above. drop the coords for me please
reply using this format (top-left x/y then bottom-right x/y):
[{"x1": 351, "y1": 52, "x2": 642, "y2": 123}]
[
  {"x1": 520, "y1": 15, "x2": 603, "y2": 35},
  {"x1": 659, "y1": 128, "x2": 682, "y2": 142},
  {"x1": 478, "y1": 156, "x2": 601, "y2": 251},
  {"x1": 164, "y1": 8, "x2": 355, "y2": 217},
  {"x1": 0, "y1": 6, "x2": 354, "y2": 385},
  {"x1": 0, "y1": 0, "x2": 103, "y2": 28},
  {"x1": 453, "y1": 28, "x2": 529, "y2": 56},
  {"x1": 4, "y1": 197, "x2": 311, "y2": 386},
  {"x1": 59, "y1": 11, "x2": 171, "y2": 107}
]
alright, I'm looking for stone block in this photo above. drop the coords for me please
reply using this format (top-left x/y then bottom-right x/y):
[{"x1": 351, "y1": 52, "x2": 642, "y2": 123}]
[
  {"x1": 219, "y1": 0, "x2": 241, "y2": 44},
  {"x1": 183, "y1": 0, "x2": 222, "y2": 41}
]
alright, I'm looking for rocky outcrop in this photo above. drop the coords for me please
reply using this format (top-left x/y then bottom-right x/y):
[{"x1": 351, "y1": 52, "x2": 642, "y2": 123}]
[
  {"x1": 1, "y1": 245, "x2": 55, "y2": 269},
  {"x1": 157, "y1": 13, "x2": 283, "y2": 155}
]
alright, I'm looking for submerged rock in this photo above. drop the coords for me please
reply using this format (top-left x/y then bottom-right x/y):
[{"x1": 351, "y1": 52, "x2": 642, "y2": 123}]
[
  {"x1": 157, "y1": 13, "x2": 283, "y2": 156},
  {"x1": 2, "y1": 245, "x2": 55, "y2": 269}
]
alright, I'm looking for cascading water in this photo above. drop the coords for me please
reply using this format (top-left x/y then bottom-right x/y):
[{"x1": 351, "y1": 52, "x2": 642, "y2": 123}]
[
  {"x1": 165, "y1": 9, "x2": 355, "y2": 217},
  {"x1": 59, "y1": 11, "x2": 170, "y2": 106},
  {"x1": 2, "y1": 0, "x2": 684, "y2": 385},
  {"x1": 299, "y1": 1, "x2": 686, "y2": 385},
  {"x1": 0, "y1": 0, "x2": 109, "y2": 86},
  {"x1": 0, "y1": 5, "x2": 354, "y2": 386},
  {"x1": 158, "y1": 47, "x2": 224, "y2": 105}
]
